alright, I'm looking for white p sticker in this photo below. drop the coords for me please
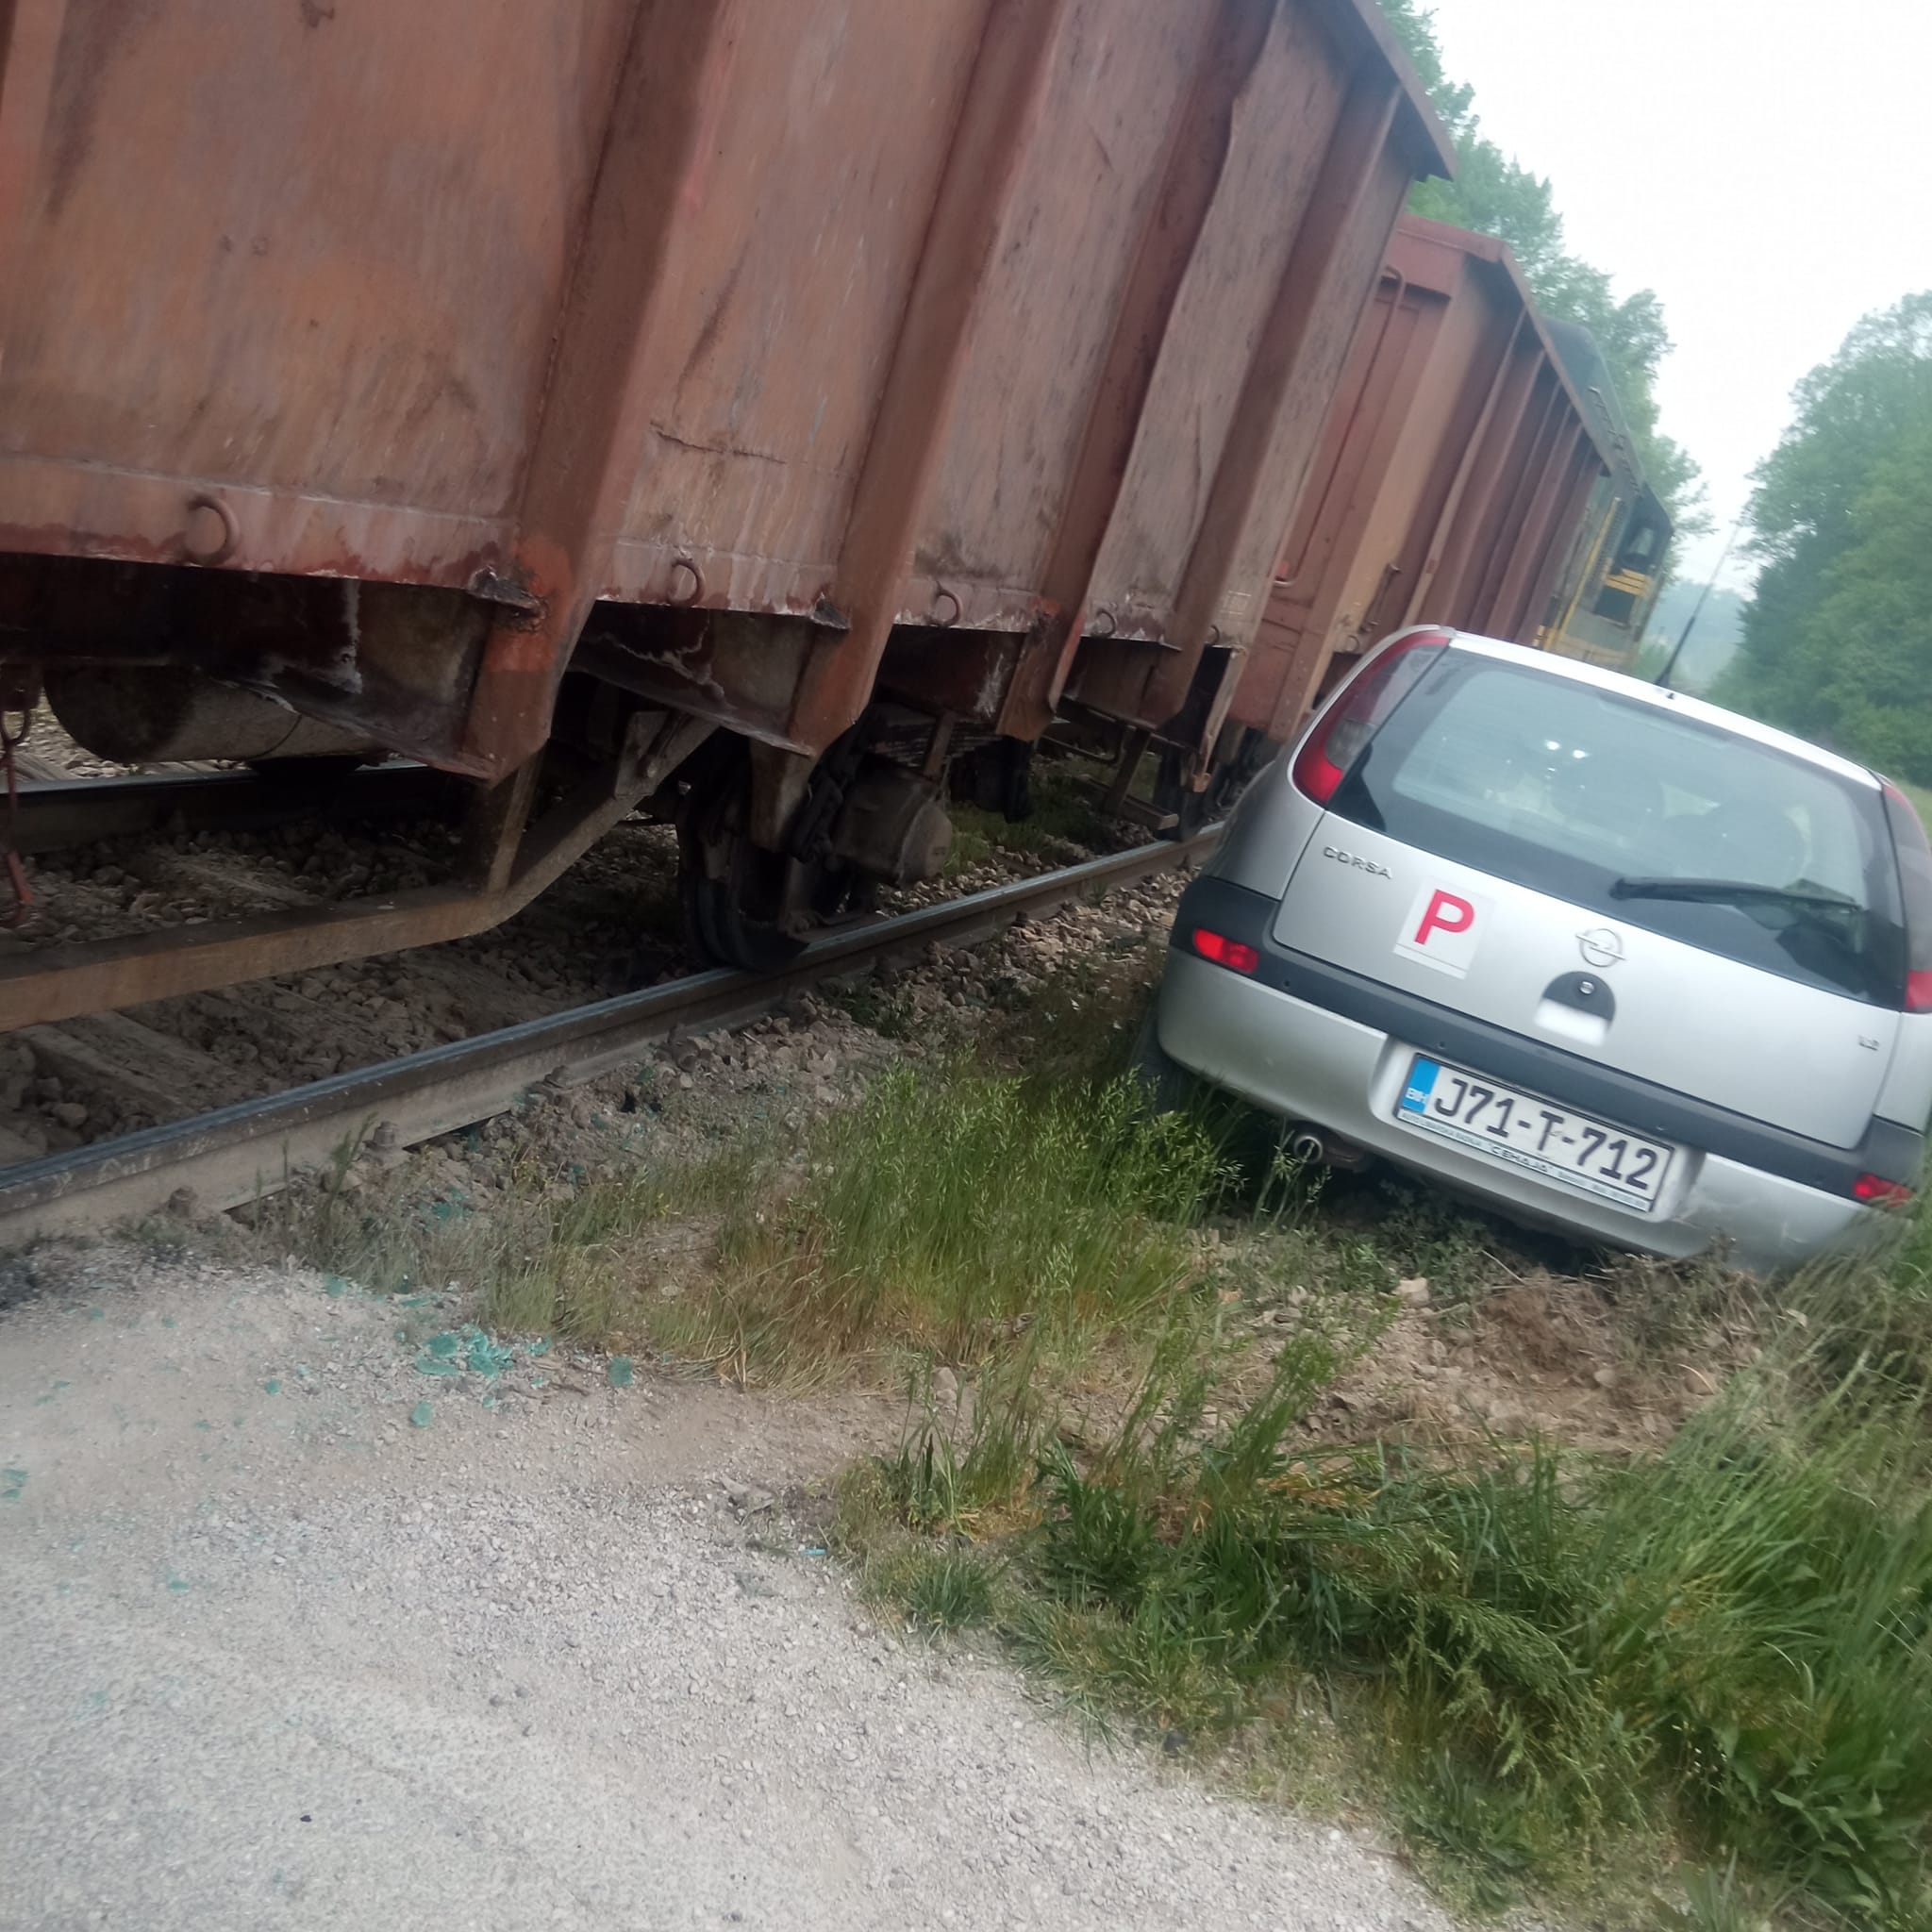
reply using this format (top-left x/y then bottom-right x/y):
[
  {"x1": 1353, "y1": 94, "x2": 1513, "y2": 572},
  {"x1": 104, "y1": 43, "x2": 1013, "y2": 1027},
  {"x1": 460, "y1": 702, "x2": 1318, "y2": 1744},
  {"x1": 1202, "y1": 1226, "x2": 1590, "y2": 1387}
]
[{"x1": 1394, "y1": 883, "x2": 1489, "y2": 978}]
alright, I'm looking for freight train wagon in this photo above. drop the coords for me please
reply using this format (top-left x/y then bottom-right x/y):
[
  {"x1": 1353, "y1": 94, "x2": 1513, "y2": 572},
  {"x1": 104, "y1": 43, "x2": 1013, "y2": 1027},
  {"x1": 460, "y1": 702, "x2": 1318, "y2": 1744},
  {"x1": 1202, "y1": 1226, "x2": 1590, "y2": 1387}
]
[
  {"x1": 0, "y1": 0, "x2": 1450, "y2": 1025},
  {"x1": 1217, "y1": 213, "x2": 1669, "y2": 786}
]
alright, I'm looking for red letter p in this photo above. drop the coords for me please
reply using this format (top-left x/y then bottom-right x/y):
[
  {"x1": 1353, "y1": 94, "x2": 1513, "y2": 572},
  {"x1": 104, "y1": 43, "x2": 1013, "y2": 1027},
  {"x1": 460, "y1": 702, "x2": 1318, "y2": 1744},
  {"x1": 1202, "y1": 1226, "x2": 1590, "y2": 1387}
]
[{"x1": 1413, "y1": 890, "x2": 1475, "y2": 947}]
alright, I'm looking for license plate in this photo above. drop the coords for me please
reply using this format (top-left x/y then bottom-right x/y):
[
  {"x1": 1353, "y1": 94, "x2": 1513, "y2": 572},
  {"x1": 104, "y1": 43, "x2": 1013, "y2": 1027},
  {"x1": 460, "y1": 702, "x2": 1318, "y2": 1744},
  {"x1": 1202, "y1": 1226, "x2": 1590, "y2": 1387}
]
[{"x1": 1395, "y1": 1055, "x2": 1674, "y2": 1212}]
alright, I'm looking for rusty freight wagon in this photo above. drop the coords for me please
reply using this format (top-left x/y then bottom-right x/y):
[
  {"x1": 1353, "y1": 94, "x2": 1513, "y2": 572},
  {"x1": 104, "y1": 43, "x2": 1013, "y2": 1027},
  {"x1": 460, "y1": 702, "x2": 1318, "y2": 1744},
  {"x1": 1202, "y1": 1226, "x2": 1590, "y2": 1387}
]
[
  {"x1": 0, "y1": 0, "x2": 1449, "y2": 1026},
  {"x1": 1220, "y1": 212, "x2": 1639, "y2": 774}
]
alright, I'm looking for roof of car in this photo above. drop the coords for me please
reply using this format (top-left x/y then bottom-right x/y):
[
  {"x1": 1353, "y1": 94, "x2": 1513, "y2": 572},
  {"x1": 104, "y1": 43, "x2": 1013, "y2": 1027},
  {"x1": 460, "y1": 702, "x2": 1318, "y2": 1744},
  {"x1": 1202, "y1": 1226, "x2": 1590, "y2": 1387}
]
[{"x1": 1439, "y1": 630, "x2": 1882, "y2": 791}]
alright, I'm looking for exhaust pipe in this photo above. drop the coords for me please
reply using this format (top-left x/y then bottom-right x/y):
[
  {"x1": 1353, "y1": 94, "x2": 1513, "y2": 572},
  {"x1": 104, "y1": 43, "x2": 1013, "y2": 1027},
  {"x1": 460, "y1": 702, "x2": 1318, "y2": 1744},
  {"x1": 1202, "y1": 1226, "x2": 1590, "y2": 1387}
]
[{"x1": 1285, "y1": 1124, "x2": 1372, "y2": 1172}]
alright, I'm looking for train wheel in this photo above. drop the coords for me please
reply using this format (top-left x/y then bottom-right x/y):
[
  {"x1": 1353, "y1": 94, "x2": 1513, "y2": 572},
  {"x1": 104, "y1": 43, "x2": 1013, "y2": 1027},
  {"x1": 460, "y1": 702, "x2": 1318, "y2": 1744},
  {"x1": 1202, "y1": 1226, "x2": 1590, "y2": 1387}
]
[{"x1": 676, "y1": 749, "x2": 859, "y2": 972}]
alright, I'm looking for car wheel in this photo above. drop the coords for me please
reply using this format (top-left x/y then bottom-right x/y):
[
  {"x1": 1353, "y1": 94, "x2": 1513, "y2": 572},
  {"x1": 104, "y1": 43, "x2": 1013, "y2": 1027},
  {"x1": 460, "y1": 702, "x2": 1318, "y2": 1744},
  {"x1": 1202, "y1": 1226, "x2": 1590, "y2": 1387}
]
[{"x1": 1131, "y1": 1008, "x2": 1197, "y2": 1113}]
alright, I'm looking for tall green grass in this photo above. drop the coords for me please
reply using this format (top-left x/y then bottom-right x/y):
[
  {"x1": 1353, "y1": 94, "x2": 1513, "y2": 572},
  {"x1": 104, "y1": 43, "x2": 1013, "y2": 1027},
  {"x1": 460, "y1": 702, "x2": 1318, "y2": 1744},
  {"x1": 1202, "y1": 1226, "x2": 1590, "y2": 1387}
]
[
  {"x1": 651, "y1": 1063, "x2": 1239, "y2": 1377},
  {"x1": 858, "y1": 1229, "x2": 1932, "y2": 1927}
]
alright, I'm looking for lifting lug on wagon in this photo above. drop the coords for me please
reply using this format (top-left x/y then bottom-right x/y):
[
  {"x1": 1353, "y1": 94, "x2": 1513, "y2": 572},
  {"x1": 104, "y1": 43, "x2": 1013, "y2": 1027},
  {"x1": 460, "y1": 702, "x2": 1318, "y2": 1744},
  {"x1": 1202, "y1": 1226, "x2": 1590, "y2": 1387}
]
[{"x1": 0, "y1": 0, "x2": 1457, "y2": 1021}]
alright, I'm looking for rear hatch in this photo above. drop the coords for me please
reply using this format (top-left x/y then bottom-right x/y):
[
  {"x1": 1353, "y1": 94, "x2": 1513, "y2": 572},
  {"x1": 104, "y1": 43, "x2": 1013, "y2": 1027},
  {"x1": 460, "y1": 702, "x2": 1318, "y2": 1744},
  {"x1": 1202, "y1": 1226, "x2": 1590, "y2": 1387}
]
[{"x1": 1274, "y1": 641, "x2": 1909, "y2": 1147}]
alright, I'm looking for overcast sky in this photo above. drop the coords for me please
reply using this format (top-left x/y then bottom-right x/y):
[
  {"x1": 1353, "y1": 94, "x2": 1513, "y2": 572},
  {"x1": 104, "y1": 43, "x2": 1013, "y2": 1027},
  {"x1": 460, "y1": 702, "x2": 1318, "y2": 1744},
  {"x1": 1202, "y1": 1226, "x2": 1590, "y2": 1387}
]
[{"x1": 1420, "y1": 0, "x2": 1930, "y2": 590}]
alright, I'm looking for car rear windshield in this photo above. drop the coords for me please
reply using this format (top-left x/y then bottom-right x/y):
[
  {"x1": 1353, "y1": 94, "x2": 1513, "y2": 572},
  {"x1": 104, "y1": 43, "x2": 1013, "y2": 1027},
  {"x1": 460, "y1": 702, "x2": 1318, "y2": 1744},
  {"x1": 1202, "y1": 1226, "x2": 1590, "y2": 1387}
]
[{"x1": 1331, "y1": 653, "x2": 1909, "y2": 1006}]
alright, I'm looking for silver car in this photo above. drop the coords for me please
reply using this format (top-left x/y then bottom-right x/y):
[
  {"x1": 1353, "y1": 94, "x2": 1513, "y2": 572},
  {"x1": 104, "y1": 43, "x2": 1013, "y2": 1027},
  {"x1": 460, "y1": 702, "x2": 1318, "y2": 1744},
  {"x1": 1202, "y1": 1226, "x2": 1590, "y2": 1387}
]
[{"x1": 1143, "y1": 628, "x2": 1932, "y2": 1272}]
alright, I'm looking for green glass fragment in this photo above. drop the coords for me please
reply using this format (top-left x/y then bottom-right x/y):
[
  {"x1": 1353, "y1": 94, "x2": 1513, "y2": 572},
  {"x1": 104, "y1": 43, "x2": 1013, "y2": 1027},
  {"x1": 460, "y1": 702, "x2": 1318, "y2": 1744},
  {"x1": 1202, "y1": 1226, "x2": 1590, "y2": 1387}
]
[{"x1": 465, "y1": 1332, "x2": 514, "y2": 1377}]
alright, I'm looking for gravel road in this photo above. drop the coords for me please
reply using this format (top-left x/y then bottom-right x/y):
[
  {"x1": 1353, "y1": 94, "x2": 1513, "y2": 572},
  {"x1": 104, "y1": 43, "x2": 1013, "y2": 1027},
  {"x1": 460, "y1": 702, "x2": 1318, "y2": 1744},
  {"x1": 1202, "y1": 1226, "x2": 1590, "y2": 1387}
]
[{"x1": 1, "y1": 1246, "x2": 1457, "y2": 1932}]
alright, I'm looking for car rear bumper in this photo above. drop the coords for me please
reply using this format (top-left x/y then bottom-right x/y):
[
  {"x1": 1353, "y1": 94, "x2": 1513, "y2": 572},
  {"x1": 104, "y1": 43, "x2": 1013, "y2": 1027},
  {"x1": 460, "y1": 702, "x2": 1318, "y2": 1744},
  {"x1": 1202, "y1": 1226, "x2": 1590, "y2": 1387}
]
[{"x1": 1156, "y1": 946, "x2": 1890, "y2": 1271}]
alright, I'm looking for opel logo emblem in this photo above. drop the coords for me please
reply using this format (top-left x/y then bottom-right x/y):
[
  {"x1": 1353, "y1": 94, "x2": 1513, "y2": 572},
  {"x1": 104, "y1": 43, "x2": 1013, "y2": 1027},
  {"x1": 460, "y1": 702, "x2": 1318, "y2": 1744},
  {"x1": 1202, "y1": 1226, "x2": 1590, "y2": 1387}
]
[{"x1": 1578, "y1": 926, "x2": 1625, "y2": 969}]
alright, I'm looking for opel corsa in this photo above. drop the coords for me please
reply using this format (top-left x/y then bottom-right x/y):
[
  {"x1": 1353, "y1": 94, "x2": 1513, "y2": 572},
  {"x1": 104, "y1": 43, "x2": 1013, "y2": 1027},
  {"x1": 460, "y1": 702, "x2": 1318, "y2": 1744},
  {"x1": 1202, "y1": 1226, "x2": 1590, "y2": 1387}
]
[{"x1": 1142, "y1": 628, "x2": 1932, "y2": 1271}]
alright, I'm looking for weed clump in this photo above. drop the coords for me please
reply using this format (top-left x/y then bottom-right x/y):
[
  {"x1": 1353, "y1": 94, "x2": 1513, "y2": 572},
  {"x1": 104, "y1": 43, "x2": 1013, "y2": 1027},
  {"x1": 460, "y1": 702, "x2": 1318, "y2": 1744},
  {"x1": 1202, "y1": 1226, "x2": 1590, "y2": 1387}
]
[
  {"x1": 641, "y1": 1063, "x2": 1239, "y2": 1381},
  {"x1": 801, "y1": 1064, "x2": 1231, "y2": 1356},
  {"x1": 857, "y1": 1241, "x2": 1932, "y2": 1928}
]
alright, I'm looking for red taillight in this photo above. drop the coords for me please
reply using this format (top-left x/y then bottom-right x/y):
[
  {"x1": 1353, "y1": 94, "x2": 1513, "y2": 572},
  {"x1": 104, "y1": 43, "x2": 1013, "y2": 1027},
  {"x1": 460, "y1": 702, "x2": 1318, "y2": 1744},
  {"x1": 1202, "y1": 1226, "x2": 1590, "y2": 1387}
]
[
  {"x1": 1290, "y1": 629, "x2": 1450, "y2": 804},
  {"x1": 1881, "y1": 783, "x2": 1932, "y2": 1010},
  {"x1": 1191, "y1": 928, "x2": 1259, "y2": 974},
  {"x1": 1855, "y1": 1173, "x2": 1915, "y2": 1207},
  {"x1": 1291, "y1": 738, "x2": 1348, "y2": 805}
]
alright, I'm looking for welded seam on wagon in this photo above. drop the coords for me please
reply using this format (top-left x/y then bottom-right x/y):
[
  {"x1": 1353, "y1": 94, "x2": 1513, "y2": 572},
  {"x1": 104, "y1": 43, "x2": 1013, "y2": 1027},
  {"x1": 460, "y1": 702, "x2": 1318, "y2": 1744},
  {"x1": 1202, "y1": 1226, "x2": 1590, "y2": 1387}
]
[{"x1": 0, "y1": 829, "x2": 1217, "y2": 1225}]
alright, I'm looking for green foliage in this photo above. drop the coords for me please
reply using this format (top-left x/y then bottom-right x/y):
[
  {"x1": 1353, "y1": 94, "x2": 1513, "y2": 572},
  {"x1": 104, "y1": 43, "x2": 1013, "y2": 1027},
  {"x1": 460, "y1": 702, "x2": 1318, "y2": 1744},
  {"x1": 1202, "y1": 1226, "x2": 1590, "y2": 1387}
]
[
  {"x1": 1382, "y1": 1, "x2": 1703, "y2": 537},
  {"x1": 647, "y1": 1062, "x2": 1240, "y2": 1380},
  {"x1": 900, "y1": 1548, "x2": 1001, "y2": 1633},
  {"x1": 781, "y1": 1065, "x2": 1234, "y2": 1361},
  {"x1": 858, "y1": 1208, "x2": 1932, "y2": 1925},
  {"x1": 1717, "y1": 293, "x2": 1932, "y2": 776}
]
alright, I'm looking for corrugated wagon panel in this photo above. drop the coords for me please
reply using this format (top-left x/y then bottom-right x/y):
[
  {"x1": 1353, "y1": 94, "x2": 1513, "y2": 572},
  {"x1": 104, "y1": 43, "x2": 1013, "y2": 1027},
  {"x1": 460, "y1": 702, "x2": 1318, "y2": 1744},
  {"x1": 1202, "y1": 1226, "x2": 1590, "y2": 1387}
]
[
  {"x1": 1084, "y1": 0, "x2": 1346, "y2": 636},
  {"x1": 1228, "y1": 212, "x2": 1615, "y2": 745},
  {"x1": 912, "y1": 0, "x2": 1214, "y2": 614},
  {"x1": 1065, "y1": 105, "x2": 1415, "y2": 737},
  {"x1": 608, "y1": 0, "x2": 990, "y2": 618},
  {"x1": 1, "y1": 0, "x2": 1453, "y2": 785},
  {"x1": 1210, "y1": 131, "x2": 1415, "y2": 642},
  {"x1": 2, "y1": 0, "x2": 635, "y2": 575}
]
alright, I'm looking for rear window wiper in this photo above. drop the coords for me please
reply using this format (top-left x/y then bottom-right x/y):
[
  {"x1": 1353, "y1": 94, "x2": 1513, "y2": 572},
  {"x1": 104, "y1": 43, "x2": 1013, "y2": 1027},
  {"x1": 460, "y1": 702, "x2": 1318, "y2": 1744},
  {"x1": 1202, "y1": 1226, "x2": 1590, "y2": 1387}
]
[{"x1": 1609, "y1": 875, "x2": 1862, "y2": 912}]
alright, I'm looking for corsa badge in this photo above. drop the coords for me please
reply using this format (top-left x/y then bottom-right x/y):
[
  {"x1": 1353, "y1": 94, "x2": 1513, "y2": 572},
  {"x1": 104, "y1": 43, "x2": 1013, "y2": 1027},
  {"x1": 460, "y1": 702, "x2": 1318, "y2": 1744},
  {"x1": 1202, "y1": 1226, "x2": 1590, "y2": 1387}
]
[{"x1": 1323, "y1": 844, "x2": 1390, "y2": 878}]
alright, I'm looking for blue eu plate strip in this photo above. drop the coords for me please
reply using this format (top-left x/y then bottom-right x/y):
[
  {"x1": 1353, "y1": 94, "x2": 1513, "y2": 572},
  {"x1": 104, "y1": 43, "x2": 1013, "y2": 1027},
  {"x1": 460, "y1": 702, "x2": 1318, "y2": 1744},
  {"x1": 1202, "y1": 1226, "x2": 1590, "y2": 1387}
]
[{"x1": 1400, "y1": 1058, "x2": 1440, "y2": 1115}]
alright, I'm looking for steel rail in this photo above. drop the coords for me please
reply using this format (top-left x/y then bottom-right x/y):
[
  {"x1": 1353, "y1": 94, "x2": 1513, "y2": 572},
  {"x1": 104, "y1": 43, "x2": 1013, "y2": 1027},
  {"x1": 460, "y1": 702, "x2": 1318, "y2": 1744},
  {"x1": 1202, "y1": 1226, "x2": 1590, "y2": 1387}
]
[{"x1": 0, "y1": 829, "x2": 1215, "y2": 1243}]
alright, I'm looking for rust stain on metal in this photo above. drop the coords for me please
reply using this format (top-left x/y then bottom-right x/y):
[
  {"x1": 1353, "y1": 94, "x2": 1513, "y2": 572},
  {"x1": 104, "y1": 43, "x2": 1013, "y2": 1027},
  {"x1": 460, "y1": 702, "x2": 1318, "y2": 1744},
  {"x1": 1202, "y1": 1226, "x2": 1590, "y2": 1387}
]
[{"x1": 4, "y1": 0, "x2": 1452, "y2": 781}]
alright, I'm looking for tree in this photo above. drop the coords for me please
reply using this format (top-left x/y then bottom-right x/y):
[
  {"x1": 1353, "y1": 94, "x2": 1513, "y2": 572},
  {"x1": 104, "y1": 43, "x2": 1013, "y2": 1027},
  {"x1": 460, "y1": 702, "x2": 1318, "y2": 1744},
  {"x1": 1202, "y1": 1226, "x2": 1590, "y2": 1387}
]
[
  {"x1": 1717, "y1": 295, "x2": 1932, "y2": 777},
  {"x1": 1379, "y1": 0, "x2": 1705, "y2": 541},
  {"x1": 1742, "y1": 295, "x2": 1932, "y2": 567}
]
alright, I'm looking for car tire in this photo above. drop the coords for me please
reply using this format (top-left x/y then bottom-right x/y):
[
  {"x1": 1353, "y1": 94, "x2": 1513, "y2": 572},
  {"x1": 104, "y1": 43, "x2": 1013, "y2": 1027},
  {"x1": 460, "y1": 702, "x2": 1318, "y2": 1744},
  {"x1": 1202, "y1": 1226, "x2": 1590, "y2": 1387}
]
[{"x1": 1131, "y1": 1008, "x2": 1197, "y2": 1113}]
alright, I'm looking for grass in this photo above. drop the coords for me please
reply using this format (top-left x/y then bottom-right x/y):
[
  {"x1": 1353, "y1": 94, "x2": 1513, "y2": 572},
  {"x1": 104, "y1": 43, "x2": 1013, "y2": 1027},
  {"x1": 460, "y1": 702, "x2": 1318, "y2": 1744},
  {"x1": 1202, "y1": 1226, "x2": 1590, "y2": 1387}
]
[
  {"x1": 645, "y1": 1062, "x2": 1240, "y2": 1381},
  {"x1": 848, "y1": 1209, "x2": 1932, "y2": 1929},
  {"x1": 263, "y1": 1057, "x2": 1252, "y2": 1389},
  {"x1": 941, "y1": 757, "x2": 1137, "y2": 875}
]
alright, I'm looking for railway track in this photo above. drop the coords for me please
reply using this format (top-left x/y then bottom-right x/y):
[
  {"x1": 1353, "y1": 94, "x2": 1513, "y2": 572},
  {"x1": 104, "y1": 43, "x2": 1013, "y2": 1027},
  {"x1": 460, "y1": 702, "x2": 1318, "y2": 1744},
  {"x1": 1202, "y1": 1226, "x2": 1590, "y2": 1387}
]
[{"x1": 0, "y1": 830, "x2": 1215, "y2": 1245}]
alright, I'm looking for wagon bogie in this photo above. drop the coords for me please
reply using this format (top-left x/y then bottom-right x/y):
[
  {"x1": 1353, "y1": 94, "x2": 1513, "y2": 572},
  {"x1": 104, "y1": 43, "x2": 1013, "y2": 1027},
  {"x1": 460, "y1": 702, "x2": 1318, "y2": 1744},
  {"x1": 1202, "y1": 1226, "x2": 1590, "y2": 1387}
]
[{"x1": 0, "y1": 0, "x2": 1448, "y2": 1005}]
